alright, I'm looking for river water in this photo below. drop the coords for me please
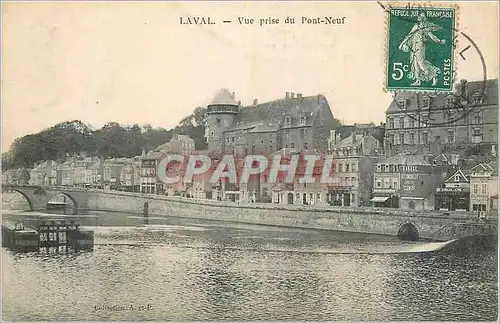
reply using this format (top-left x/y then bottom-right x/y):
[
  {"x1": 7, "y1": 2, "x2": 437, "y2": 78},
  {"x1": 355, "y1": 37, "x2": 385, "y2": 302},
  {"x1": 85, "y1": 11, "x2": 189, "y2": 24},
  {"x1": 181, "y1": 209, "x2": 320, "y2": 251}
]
[{"x1": 1, "y1": 207, "x2": 498, "y2": 321}]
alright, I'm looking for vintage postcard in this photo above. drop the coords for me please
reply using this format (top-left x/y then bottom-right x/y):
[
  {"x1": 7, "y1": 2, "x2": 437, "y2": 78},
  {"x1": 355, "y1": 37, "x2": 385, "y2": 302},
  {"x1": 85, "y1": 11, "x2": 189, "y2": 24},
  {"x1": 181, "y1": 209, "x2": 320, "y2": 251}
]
[{"x1": 1, "y1": 1, "x2": 498, "y2": 322}]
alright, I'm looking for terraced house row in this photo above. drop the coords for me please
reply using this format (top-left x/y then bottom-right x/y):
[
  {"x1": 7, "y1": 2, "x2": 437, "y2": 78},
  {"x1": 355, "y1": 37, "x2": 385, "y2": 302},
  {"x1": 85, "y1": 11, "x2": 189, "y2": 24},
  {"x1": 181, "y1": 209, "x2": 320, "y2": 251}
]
[{"x1": 2, "y1": 79, "x2": 497, "y2": 214}]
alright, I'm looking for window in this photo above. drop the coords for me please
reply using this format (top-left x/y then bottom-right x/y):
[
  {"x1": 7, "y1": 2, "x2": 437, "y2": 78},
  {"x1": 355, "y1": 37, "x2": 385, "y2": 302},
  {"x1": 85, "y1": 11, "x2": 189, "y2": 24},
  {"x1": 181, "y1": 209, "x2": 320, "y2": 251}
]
[
  {"x1": 399, "y1": 117, "x2": 405, "y2": 129},
  {"x1": 377, "y1": 165, "x2": 382, "y2": 172},
  {"x1": 472, "y1": 128, "x2": 482, "y2": 143},
  {"x1": 216, "y1": 117, "x2": 221, "y2": 124},
  {"x1": 385, "y1": 165, "x2": 389, "y2": 172},
  {"x1": 446, "y1": 111, "x2": 454, "y2": 121},
  {"x1": 473, "y1": 93, "x2": 482, "y2": 104},
  {"x1": 447, "y1": 130, "x2": 455, "y2": 144},
  {"x1": 300, "y1": 128, "x2": 305, "y2": 138},
  {"x1": 409, "y1": 116, "x2": 415, "y2": 128},
  {"x1": 473, "y1": 184, "x2": 479, "y2": 194},
  {"x1": 399, "y1": 133, "x2": 405, "y2": 145},
  {"x1": 422, "y1": 97, "x2": 430, "y2": 109},
  {"x1": 473, "y1": 112, "x2": 481, "y2": 124},
  {"x1": 377, "y1": 181, "x2": 381, "y2": 187},
  {"x1": 446, "y1": 96, "x2": 455, "y2": 107},
  {"x1": 422, "y1": 132, "x2": 429, "y2": 144},
  {"x1": 304, "y1": 143, "x2": 308, "y2": 149},
  {"x1": 398, "y1": 99, "x2": 408, "y2": 110},
  {"x1": 393, "y1": 181, "x2": 398, "y2": 188},
  {"x1": 352, "y1": 163, "x2": 356, "y2": 172},
  {"x1": 339, "y1": 163, "x2": 344, "y2": 172},
  {"x1": 409, "y1": 132, "x2": 415, "y2": 145},
  {"x1": 291, "y1": 143, "x2": 295, "y2": 148},
  {"x1": 232, "y1": 137, "x2": 235, "y2": 142},
  {"x1": 285, "y1": 130, "x2": 290, "y2": 140},
  {"x1": 389, "y1": 134, "x2": 395, "y2": 145},
  {"x1": 346, "y1": 164, "x2": 350, "y2": 172},
  {"x1": 481, "y1": 183, "x2": 487, "y2": 194},
  {"x1": 269, "y1": 145, "x2": 273, "y2": 152},
  {"x1": 388, "y1": 118, "x2": 394, "y2": 129},
  {"x1": 421, "y1": 114, "x2": 429, "y2": 127},
  {"x1": 285, "y1": 117, "x2": 291, "y2": 126},
  {"x1": 300, "y1": 116, "x2": 307, "y2": 125}
]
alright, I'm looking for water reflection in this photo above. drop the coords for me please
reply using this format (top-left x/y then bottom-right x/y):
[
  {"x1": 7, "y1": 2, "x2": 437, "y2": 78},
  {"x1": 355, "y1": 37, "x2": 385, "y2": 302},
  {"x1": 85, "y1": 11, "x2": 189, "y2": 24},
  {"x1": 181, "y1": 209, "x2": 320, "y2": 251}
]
[{"x1": 1, "y1": 211, "x2": 498, "y2": 321}]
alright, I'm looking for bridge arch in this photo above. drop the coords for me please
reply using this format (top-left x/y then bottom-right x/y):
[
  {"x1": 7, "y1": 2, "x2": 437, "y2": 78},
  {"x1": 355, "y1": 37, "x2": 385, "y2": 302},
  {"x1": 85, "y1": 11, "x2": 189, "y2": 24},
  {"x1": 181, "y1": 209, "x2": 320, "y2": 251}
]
[
  {"x1": 397, "y1": 221, "x2": 420, "y2": 241},
  {"x1": 51, "y1": 192, "x2": 79, "y2": 210},
  {"x1": 9, "y1": 188, "x2": 34, "y2": 210}
]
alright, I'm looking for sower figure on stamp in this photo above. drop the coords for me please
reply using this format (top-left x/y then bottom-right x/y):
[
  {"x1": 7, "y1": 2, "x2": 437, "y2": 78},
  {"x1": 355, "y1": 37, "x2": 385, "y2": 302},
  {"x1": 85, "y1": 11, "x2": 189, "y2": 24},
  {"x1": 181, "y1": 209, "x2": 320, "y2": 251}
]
[{"x1": 398, "y1": 12, "x2": 446, "y2": 86}]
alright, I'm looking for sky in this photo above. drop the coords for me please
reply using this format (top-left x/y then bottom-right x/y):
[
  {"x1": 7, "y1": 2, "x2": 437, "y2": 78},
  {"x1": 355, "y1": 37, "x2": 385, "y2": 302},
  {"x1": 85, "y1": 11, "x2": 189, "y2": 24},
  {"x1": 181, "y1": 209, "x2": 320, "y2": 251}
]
[{"x1": 2, "y1": 1, "x2": 498, "y2": 152}]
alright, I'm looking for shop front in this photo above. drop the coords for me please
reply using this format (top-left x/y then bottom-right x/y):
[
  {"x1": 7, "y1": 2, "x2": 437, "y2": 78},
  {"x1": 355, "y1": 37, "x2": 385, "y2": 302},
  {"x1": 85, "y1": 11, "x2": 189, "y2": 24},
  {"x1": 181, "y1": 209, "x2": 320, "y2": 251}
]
[
  {"x1": 371, "y1": 193, "x2": 399, "y2": 208},
  {"x1": 435, "y1": 187, "x2": 470, "y2": 211},
  {"x1": 327, "y1": 186, "x2": 351, "y2": 206}
]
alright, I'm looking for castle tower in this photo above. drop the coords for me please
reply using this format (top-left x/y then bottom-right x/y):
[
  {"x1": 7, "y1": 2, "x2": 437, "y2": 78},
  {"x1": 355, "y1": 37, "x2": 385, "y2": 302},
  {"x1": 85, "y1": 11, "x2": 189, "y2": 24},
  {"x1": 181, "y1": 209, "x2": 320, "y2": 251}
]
[{"x1": 206, "y1": 89, "x2": 238, "y2": 155}]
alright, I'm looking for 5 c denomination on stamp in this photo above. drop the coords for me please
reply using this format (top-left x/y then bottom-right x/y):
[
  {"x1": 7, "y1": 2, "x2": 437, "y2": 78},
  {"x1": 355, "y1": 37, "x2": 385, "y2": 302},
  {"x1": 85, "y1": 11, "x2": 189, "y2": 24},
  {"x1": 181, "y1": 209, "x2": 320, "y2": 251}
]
[{"x1": 386, "y1": 5, "x2": 457, "y2": 92}]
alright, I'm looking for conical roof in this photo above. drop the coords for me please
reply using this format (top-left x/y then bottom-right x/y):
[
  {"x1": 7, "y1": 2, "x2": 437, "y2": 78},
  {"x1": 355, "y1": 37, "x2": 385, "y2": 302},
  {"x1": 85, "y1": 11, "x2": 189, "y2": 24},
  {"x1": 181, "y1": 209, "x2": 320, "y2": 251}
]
[{"x1": 209, "y1": 88, "x2": 237, "y2": 106}]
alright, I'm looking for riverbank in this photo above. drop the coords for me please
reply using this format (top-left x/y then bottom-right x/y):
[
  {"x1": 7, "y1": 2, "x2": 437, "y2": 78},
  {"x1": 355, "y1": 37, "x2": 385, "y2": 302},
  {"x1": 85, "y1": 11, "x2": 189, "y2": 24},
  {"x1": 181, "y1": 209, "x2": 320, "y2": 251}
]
[{"x1": 3, "y1": 189, "x2": 497, "y2": 241}]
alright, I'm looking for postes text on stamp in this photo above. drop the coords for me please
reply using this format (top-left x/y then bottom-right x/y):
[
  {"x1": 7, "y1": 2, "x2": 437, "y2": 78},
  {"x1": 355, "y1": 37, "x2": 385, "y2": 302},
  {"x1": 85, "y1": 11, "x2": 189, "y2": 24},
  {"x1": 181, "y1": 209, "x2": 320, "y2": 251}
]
[{"x1": 386, "y1": 5, "x2": 456, "y2": 92}]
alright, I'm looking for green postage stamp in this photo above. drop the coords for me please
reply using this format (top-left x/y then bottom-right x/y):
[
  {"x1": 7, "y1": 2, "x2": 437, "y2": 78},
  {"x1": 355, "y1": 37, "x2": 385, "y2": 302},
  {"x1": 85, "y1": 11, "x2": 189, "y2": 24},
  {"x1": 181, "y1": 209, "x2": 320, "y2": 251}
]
[{"x1": 386, "y1": 5, "x2": 457, "y2": 91}]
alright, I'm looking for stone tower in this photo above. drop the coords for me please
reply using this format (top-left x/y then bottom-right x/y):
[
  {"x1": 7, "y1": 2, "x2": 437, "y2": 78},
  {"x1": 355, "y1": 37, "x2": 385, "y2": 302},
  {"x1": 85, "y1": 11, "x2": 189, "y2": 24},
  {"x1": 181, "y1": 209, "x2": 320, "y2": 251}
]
[{"x1": 206, "y1": 89, "x2": 238, "y2": 156}]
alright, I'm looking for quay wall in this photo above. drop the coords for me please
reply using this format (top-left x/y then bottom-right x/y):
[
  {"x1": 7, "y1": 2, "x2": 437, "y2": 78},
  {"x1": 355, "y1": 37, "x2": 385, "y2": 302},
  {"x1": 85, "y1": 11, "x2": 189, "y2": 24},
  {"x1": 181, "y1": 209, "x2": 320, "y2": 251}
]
[{"x1": 85, "y1": 190, "x2": 495, "y2": 241}]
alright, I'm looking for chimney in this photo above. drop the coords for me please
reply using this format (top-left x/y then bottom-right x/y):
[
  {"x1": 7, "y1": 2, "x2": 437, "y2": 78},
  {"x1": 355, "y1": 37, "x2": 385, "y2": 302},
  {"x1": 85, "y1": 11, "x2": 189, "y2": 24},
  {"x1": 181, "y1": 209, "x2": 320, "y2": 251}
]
[
  {"x1": 286, "y1": 92, "x2": 290, "y2": 99},
  {"x1": 460, "y1": 79, "x2": 468, "y2": 101},
  {"x1": 231, "y1": 92, "x2": 235, "y2": 99},
  {"x1": 291, "y1": 92, "x2": 295, "y2": 99},
  {"x1": 253, "y1": 98, "x2": 258, "y2": 106},
  {"x1": 297, "y1": 93, "x2": 302, "y2": 101},
  {"x1": 237, "y1": 100, "x2": 241, "y2": 108}
]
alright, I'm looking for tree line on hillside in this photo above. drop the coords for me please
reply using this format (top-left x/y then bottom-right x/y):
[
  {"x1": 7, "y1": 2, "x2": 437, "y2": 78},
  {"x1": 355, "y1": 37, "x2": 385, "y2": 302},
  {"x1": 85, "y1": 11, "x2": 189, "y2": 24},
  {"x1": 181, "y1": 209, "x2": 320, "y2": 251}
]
[{"x1": 2, "y1": 107, "x2": 207, "y2": 170}]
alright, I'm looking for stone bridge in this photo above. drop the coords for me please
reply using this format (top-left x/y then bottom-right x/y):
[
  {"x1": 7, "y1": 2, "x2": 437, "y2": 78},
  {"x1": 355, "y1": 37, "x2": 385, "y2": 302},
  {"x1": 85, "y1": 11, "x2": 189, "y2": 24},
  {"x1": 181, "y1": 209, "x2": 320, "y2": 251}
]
[
  {"x1": 3, "y1": 185, "x2": 497, "y2": 241},
  {"x1": 3, "y1": 185, "x2": 91, "y2": 214}
]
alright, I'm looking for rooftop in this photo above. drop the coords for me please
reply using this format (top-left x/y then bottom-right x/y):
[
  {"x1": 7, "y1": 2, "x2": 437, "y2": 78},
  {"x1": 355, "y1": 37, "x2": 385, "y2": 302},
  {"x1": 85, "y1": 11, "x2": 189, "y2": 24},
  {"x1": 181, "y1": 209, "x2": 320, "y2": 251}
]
[
  {"x1": 209, "y1": 88, "x2": 237, "y2": 106},
  {"x1": 387, "y1": 79, "x2": 498, "y2": 113}
]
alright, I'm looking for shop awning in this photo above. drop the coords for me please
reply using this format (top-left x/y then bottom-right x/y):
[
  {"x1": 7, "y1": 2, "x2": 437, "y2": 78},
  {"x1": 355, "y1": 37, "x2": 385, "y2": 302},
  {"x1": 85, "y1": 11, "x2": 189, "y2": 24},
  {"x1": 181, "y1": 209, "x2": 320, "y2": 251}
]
[{"x1": 370, "y1": 196, "x2": 389, "y2": 203}]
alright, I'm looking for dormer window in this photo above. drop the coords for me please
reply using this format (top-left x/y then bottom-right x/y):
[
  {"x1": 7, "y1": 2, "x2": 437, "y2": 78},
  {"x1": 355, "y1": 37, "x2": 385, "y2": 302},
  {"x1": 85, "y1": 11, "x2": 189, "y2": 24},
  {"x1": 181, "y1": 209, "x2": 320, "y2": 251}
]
[
  {"x1": 472, "y1": 92, "x2": 482, "y2": 104},
  {"x1": 422, "y1": 97, "x2": 431, "y2": 109},
  {"x1": 454, "y1": 175, "x2": 460, "y2": 182},
  {"x1": 398, "y1": 99, "x2": 408, "y2": 110},
  {"x1": 285, "y1": 116, "x2": 291, "y2": 127},
  {"x1": 300, "y1": 116, "x2": 307, "y2": 125}
]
